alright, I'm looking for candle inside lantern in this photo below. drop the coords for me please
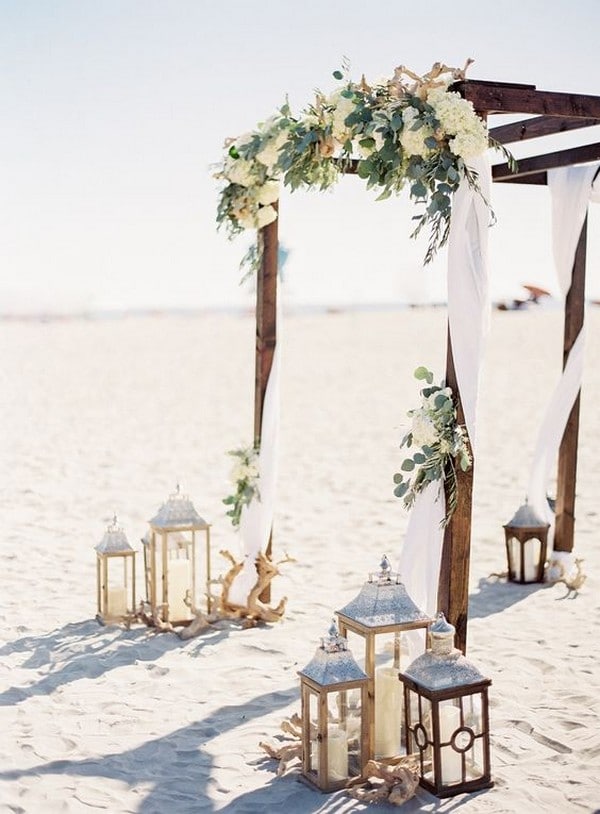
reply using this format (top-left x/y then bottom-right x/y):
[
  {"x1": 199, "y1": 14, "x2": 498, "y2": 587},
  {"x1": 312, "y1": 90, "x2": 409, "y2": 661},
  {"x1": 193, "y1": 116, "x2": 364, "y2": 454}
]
[
  {"x1": 168, "y1": 558, "x2": 191, "y2": 620},
  {"x1": 374, "y1": 666, "x2": 402, "y2": 757},
  {"x1": 439, "y1": 704, "x2": 462, "y2": 784},
  {"x1": 313, "y1": 726, "x2": 348, "y2": 781},
  {"x1": 523, "y1": 541, "x2": 538, "y2": 582},
  {"x1": 107, "y1": 586, "x2": 128, "y2": 617}
]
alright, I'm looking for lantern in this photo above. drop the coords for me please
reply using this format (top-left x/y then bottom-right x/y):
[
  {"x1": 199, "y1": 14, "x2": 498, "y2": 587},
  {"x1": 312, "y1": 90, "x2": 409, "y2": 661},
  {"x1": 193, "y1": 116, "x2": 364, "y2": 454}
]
[
  {"x1": 503, "y1": 501, "x2": 549, "y2": 584},
  {"x1": 336, "y1": 555, "x2": 431, "y2": 758},
  {"x1": 145, "y1": 485, "x2": 212, "y2": 626},
  {"x1": 95, "y1": 516, "x2": 136, "y2": 624},
  {"x1": 400, "y1": 612, "x2": 492, "y2": 798},
  {"x1": 299, "y1": 620, "x2": 369, "y2": 792}
]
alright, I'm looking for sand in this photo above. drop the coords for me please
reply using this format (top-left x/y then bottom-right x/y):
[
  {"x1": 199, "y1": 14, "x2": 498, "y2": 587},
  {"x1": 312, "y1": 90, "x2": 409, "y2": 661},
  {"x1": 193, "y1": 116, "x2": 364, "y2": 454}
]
[{"x1": 1, "y1": 307, "x2": 599, "y2": 813}]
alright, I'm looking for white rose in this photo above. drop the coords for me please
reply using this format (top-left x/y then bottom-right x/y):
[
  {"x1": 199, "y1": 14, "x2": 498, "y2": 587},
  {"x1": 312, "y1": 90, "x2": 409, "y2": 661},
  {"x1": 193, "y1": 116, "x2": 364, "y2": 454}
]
[
  {"x1": 255, "y1": 129, "x2": 288, "y2": 173},
  {"x1": 411, "y1": 412, "x2": 438, "y2": 448},
  {"x1": 256, "y1": 205, "x2": 278, "y2": 228},
  {"x1": 225, "y1": 157, "x2": 256, "y2": 188},
  {"x1": 327, "y1": 90, "x2": 356, "y2": 144},
  {"x1": 255, "y1": 180, "x2": 279, "y2": 206}
]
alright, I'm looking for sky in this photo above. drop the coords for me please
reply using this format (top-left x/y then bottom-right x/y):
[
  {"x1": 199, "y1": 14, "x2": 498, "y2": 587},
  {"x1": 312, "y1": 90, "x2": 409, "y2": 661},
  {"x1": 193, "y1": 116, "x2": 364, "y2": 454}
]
[{"x1": 1, "y1": 0, "x2": 599, "y2": 314}]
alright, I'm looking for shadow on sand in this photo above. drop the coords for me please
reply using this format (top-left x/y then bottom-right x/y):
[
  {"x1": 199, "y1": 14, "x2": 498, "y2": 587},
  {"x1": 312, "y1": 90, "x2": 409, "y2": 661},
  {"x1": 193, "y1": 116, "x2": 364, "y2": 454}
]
[{"x1": 0, "y1": 618, "x2": 235, "y2": 707}]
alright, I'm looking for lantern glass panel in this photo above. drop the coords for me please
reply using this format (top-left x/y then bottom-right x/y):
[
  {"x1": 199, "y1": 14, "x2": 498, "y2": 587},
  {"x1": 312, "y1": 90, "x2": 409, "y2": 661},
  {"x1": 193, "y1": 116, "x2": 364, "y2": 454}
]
[
  {"x1": 508, "y1": 536, "x2": 542, "y2": 582},
  {"x1": 167, "y1": 536, "x2": 193, "y2": 620},
  {"x1": 407, "y1": 689, "x2": 433, "y2": 773},
  {"x1": 103, "y1": 556, "x2": 133, "y2": 617},
  {"x1": 308, "y1": 689, "x2": 319, "y2": 775}
]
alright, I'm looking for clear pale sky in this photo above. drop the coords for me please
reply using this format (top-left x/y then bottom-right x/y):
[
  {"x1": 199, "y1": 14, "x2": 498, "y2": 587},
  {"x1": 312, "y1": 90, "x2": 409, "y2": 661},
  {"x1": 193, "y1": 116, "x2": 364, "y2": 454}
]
[{"x1": 1, "y1": 0, "x2": 599, "y2": 314}]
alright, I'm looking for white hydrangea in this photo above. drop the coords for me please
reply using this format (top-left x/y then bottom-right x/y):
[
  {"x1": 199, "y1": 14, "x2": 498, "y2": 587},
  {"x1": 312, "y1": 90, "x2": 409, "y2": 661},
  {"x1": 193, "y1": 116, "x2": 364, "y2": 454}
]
[
  {"x1": 256, "y1": 205, "x2": 278, "y2": 228},
  {"x1": 225, "y1": 157, "x2": 256, "y2": 188},
  {"x1": 255, "y1": 129, "x2": 288, "y2": 174},
  {"x1": 427, "y1": 87, "x2": 488, "y2": 159},
  {"x1": 255, "y1": 180, "x2": 279, "y2": 206},
  {"x1": 424, "y1": 386, "x2": 452, "y2": 411},
  {"x1": 399, "y1": 106, "x2": 434, "y2": 158},
  {"x1": 411, "y1": 411, "x2": 438, "y2": 448},
  {"x1": 231, "y1": 461, "x2": 259, "y2": 483}
]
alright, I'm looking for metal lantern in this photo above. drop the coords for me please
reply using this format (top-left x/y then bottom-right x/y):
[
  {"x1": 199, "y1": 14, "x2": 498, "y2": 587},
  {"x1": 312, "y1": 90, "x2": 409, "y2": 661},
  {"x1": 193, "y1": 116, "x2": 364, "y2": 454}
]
[
  {"x1": 336, "y1": 555, "x2": 431, "y2": 759},
  {"x1": 95, "y1": 516, "x2": 136, "y2": 624},
  {"x1": 145, "y1": 485, "x2": 212, "y2": 626},
  {"x1": 299, "y1": 620, "x2": 369, "y2": 793},
  {"x1": 400, "y1": 612, "x2": 493, "y2": 798},
  {"x1": 503, "y1": 501, "x2": 549, "y2": 584}
]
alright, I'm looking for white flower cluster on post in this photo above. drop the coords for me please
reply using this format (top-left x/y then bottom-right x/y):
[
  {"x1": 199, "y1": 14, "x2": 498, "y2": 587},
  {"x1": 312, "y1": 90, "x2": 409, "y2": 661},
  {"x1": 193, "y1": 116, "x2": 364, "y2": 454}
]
[
  {"x1": 215, "y1": 60, "x2": 513, "y2": 272},
  {"x1": 393, "y1": 367, "x2": 471, "y2": 524}
]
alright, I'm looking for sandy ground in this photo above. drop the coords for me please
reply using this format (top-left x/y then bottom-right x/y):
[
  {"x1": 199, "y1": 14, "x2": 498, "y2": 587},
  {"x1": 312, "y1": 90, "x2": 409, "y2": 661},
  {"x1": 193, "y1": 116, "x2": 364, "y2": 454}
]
[{"x1": 1, "y1": 307, "x2": 599, "y2": 813}]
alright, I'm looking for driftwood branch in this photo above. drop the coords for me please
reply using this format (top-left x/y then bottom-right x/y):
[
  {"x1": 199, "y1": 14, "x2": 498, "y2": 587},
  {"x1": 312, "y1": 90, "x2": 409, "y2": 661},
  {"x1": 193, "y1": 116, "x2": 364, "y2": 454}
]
[
  {"x1": 259, "y1": 713, "x2": 303, "y2": 776},
  {"x1": 348, "y1": 756, "x2": 420, "y2": 806}
]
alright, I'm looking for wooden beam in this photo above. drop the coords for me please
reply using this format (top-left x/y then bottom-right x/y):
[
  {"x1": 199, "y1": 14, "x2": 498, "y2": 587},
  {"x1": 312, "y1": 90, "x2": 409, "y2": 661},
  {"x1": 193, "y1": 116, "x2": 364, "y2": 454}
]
[
  {"x1": 490, "y1": 116, "x2": 600, "y2": 145},
  {"x1": 453, "y1": 80, "x2": 600, "y2": 118},
  {"x1": 437, "y1": 333, "x2": 473, "y2": 656},
  {"x1": 493, "y1": 170, "x2": 547, "y2": 186},
  {"x1": 554, "y1": 216, "x2": 588, "y2": 553},
  {"x1": 493, "y1": 142, "x2": 600, "y2": 182},
  {"x1": 255, "y1": 206, "x2": 279, "y2": 600}
]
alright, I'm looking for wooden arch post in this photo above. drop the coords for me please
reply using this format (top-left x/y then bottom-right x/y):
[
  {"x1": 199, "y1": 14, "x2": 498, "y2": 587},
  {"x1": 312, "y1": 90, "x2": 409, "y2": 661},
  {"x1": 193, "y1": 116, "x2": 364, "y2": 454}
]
[{"x1": 254, "y1": 203, "x2": 279, "y2": 601}]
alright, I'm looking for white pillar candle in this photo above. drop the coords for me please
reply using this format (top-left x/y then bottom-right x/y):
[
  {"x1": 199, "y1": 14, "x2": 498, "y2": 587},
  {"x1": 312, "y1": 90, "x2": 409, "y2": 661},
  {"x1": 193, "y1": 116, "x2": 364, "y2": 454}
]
[
  {"x1": 374, "y1": 666, "x2": 402, "y2": 757},
  {"x1": 107, "y1": 586, "x2": 128, "y2": 617},
  {"x1": 168, "y1": 559, "x2": 191, "y2": 620},
  {"x1": 523, "y1": 540, "x2": 539, "y2": 582},
  {"x1": 439, "y1": 705, "x2": 462, "y2": 784},
  {"x1": 313, "y1": 726, "x2": 348, "y2": 782}
]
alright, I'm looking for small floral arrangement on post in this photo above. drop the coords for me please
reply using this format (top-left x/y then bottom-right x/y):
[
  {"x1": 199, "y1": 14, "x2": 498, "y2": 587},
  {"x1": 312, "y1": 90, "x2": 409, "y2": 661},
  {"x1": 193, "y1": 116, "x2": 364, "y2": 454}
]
[
  {"x1": 223, "y1": 445, "x2": 260, "y2": 527},
  {"x1": 393, "y1": 367, "x2": 471, "y2": 524},
  {"x1": 215, "y1": 59, "x2": 516, "y2": 274}
]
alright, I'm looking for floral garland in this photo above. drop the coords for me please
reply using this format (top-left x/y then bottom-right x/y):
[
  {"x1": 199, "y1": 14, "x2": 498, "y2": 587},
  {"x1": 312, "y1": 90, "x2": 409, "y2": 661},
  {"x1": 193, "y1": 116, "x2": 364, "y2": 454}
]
[
  {"x1": 223, "y1": 445, "x2": 260, "y2": 527},
  {"x1": 393, "y1": 366, "x2": 471, "y2": 524},
  {"x1": 215, "y1": 59, "x2": 515, "y2": 272}
]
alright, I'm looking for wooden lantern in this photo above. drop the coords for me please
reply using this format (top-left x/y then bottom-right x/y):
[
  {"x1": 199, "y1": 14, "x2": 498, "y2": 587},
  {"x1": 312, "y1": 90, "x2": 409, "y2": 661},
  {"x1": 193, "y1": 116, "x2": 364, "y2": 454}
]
[
  {"x1": 95, "y1": 516, "x2": 136, "y2": 624},
  {"x1": 504, "y1": 501, "x2": 550, "y2": 584},
  {"x1": 145, "y1": 485, "x2": 212, "y2": 626},
  {"x1": 299, "y1": 620, "x2": 369, "y2": 793},
  {"x1": 401, "y1": 612, "x2": 493, "y2": 798},
  {"x1": 336, "y1": 555, "x2": 431, "y2": 759}
]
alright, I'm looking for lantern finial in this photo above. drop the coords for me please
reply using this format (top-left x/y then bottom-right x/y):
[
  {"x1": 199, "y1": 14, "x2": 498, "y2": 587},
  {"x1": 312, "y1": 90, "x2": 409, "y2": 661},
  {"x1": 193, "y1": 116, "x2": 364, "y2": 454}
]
[
  {"x1": 379, "y1": 554, "x2": 392, "y2": 581},
  {"x1": 430, "y1": 612, "x2": 455, "y2": 656},
  {"x1": 321, "y1": 618, "x2": 347, "y2": 653}
]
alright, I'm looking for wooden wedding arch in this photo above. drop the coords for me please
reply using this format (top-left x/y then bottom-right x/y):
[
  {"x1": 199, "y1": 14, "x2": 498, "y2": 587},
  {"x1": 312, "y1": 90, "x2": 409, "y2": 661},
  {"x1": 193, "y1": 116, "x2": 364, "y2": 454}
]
[{"x1": 253, "y1": 80, "x2": 600, "y2": 653}]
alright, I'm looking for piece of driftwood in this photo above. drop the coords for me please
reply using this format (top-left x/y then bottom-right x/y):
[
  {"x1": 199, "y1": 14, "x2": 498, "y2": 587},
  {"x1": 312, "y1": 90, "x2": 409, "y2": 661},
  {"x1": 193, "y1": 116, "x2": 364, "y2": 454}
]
[
  {"x1": 556, "y1": 558, "x2": 586, "y2": 597},
  {"x1": 259, "y1": 713, "x2": 304, "y2": 776},
  {"x1": 348, "y1": 757, "x2": 420, "y2": 806},
  {"x1": 219, "y1": 549, "x2": 292, "y2": 624}
]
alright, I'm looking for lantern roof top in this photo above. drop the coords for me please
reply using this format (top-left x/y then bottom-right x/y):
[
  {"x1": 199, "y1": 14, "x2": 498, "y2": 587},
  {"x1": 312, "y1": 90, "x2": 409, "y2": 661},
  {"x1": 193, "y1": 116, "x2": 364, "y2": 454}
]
[
  {"x1": 299, "y1": 621, "x2": 367, "y2": 687},
  {"x1": 504, "y1": 500, "x2": 549, "y2": 529},
  {"x1": 149, "y1": 485, "x2": 209, "y2": 529},
  {"x1": 95, "y1": 516, "x2": 134, "y2": 554},
  {"x1": 404, "y1": 614, "x2": 487, "y2": 690},
  {"x1": 336, "y1": 556, "x2": 430, "y2": 629}
]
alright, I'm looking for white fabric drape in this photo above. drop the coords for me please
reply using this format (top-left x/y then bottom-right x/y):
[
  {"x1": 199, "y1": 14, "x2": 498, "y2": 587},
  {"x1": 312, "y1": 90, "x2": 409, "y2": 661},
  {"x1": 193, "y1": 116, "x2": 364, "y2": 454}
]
[
  {"x1": 399, "y1": 155, "x2": 491, "y2": 650},
  {"x1": 228, "y1": 332, "x2": 281, "y2": 606},
  {"x1": 526, "y1": 164, "x2": 599, "y2": 540}
]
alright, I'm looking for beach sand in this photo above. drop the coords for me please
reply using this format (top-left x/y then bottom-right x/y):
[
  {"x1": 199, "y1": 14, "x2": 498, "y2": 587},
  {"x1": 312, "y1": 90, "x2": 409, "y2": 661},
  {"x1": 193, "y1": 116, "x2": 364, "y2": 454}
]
[{"x1": 1, "y1": 307, "x2": 599, "y2": 813}]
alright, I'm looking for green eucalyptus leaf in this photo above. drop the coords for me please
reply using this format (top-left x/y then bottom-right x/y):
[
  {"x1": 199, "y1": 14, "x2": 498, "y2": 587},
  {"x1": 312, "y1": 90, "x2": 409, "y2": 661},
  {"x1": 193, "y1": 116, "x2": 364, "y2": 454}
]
[
  {"x1": 394, "y1": 482, "x2": 409, "y2": 498},
  {"x1": 393, "y1": 472, "x2": 403, "y2": 484},
  {"x1": 401, "y1": 459, "x2": 415, "y2": 472},
  {"x1": 413, "y1": 452, "x2": 426, "y2": 464},
  {"x1": 333, "y1": 70, "x2": 343, "y2": 80}
]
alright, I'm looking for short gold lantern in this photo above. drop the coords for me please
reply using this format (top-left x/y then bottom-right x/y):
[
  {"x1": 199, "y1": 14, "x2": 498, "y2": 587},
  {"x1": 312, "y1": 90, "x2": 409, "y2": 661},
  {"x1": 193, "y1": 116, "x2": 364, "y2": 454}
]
[
  {"x1": 145, "y1": 485, "x2": 212, "y2": 626},
  {"x1": 400, "y1": 612, "x2": 493, "y2": 798},
  {"x1": 95, "y1": 516, "x2": 136, "y2": 624},
  {"x1": 336, "y1": 555, "x2": 431, "y2": 759},
  {"x1": 503, "y1": 501, "x2": 549, "y2": 584},
  {"x1": 299, "y1": 620, "x2": 369, "y2": 793}
]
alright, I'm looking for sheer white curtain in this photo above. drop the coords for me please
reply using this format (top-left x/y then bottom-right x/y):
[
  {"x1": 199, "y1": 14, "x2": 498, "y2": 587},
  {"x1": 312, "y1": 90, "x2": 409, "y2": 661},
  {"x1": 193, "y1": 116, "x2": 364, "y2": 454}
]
[
  {"x1": 399, "y1": 155, "x2": 491, "y2": 648},
  {"x1": 228, "y1": 329, "x2": 281, "y2": 606},
  {"x1": 526, "y1": 164, "x2": 599, "y2": 573}
]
